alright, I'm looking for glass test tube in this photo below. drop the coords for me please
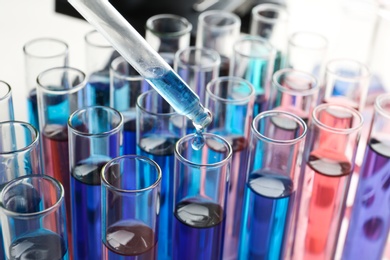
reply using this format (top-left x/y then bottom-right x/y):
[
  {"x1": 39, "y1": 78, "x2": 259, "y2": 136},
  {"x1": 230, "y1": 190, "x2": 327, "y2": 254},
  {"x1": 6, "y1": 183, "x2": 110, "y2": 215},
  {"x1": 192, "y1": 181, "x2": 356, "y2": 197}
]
[
  {"x1": 0, "y1": 81, "x2": 14, "y2": 122},
  {"x1": 145, "y1": 14, "x2": 192, "y2": 66},
  {"x1": 204, "y1": 76, "x2": 255, "y2": 260},
  {"x1": 249, "y1": 3, "x2": 289, "y2": 71},
  {"x1": 37, "y1": 66, "x2": 87, "y2": 256},
  {"x1": 68, "y1": 106, "x2": 123, "y2": 259},
  {"x1": 101, "y1": 155, "x2": 161, "y2": 259},
  {"x1": 110, "y1": 56, "x2": 150, "y2": 156},
  {"x1": 0, "y1": 175, "x2": 68, "y2": 260},
  {"x1": 173, "y1": 133, "x2": 232, "y2": 260},
  {"x1": 23, "y1": 37, "x2": 69, "y2": 129},
  {"x1": 85, "y1": 30, "x2": 120, "y2": 107},
  {"x1": 231, "y1": 35, "x2": 276, "y2": 117},
  {"x1": 238, "y1": 110, "x2": 307, "y2": 260},
  {"x1": 342, "y1": 93, "x2": 390, "y2": 260},
  {"x1": 0, "y1": 121, "x2": 41, "y2": 259},
  {"x1": 286, "y1": 31, "x2": 329, "y2": 80},
  {"x1": 292, "y1": 103, "x2": 363, "y2": 260},
  {"x1": 196, "y1": 10, "x2": 241, "y2": 76},
  {"x1": 268, "y1": 68, "x2": 321, "y2": 122},
  {"x1": 136, "y1": 89, "x2": 186, "y2": 259}
]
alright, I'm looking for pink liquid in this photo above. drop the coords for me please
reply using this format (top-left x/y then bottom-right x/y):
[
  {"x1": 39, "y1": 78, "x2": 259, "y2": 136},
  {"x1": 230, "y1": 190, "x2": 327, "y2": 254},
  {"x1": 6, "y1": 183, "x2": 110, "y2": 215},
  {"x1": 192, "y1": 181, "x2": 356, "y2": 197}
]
[{"x1": 294, "y1": 149, "x2": 352, "y2": 260}]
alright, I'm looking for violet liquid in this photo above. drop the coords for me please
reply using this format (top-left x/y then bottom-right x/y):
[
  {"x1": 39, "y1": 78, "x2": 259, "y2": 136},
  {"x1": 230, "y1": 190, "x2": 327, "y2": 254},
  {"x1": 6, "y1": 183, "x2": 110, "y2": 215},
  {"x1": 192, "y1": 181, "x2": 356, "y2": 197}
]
[{"x1": 173, "y1": 197, "x2": 225, "y2": 260}]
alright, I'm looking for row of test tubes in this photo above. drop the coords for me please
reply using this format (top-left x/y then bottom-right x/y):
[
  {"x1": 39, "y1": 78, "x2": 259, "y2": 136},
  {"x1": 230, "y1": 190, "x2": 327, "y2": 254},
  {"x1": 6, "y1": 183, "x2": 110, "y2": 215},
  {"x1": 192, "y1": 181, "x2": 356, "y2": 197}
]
[{"x1": 1, "y1": 2, "x2": 390, "y2": 260}]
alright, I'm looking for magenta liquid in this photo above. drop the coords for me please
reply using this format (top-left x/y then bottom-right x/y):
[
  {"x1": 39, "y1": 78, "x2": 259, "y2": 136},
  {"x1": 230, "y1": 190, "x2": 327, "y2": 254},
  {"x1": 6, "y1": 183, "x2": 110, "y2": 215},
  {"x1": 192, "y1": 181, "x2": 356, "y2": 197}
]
[
  {"x1": 342, "y1": 138, "x2": 390, "y2": 260},
  {"x1": 173, "y1": 197, "x2": 224, "y2": 260},
  {"x1": 103, "y1": 220, "x2": 157, "y2": 260}
]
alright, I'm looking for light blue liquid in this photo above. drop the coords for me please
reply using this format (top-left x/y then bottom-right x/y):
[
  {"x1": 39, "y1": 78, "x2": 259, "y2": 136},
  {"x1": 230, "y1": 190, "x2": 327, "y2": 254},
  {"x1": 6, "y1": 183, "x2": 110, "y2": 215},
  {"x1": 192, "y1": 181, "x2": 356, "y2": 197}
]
[{"x1": 239, "y1": 170, "x2": 294, "y2": 260}]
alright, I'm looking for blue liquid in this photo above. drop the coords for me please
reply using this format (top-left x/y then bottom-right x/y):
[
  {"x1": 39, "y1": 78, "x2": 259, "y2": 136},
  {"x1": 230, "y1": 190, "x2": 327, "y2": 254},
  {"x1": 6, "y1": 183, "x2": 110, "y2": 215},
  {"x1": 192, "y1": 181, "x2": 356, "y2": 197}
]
[
  {"x1": 239, "y1": 170, "x2": 294, "y2": 260},
  {"x1": 71, "y1": 157, "x2": 109, "y2": 260},
  {"x1": 87, "y1": 72, "x2": 110, "y2": 106},
  {"x1": 9, "y1": 229, "x2": 68, "y2": 260},
  {"x1": 27, "y1": 89, "x2": 39, "y2": 130},
  {"x1": 122, "y1": 118, "x2": 137, "y2": 155},
  {"x1": 137, "y1": 135, "x2": 178, "y2": 259},
  {"x1": 173, "y1": 197, "x2": 225, "y2": 260}
]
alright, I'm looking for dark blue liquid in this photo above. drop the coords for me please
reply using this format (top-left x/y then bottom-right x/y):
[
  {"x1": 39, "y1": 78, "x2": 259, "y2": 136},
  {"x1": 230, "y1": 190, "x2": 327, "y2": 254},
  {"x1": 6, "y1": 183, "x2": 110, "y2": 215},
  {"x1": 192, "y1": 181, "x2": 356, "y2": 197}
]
[
  {"x1": 87, "y1": 72, "x2": 110, "y2": 106},
  {"x1": 27, "y1": 89, "x2": 39, "y2": 131},
  {"x1": 103, "y1": 220, "x2": 157, "y2": 260},
  {"x1": 138, "y1": 135, "x2": 178, "y2": 259},
  {"x1": 342, "y1": 139, "x2": 390, "y2": 260},
  {"x1": 71, "y1": 158, "x2": 109, "y2": 260},
  {"x1": 9, "y1": 229, "x2": 68, "y2": 260},
  {"x1": 123, "y1": 118, "x2": 137, "y2": 156},
  {"x1": 239, "y1": 170, "x2": 294, "y2": 260},
  {"x1": 173, "y1": 197, "x2": 224, "y2": 260}
]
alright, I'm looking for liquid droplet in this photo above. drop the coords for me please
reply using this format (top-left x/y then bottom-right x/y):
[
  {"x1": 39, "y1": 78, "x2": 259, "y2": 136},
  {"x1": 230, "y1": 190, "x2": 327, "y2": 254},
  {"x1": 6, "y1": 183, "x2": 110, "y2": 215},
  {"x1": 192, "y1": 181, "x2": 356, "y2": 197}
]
[{"x1": 191, "y1": 130, "x2": 205, "y2": 150}]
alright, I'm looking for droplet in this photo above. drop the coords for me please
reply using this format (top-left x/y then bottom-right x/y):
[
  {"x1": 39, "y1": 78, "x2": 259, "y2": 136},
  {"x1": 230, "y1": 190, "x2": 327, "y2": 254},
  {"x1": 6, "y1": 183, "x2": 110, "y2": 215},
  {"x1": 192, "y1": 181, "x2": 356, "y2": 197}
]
[
  {"x1": 363, "y1": 217, "x2": 384, "y2": 240},
  {"x1": 191, "y1": 130, "x2": 205, "y2": 151}
]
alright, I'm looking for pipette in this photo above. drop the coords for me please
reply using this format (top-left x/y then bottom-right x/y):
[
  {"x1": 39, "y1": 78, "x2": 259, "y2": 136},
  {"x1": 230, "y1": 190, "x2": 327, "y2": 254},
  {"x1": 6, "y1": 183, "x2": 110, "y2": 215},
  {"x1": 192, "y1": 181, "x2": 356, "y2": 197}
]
[{"x1": 68, "y1": 0, "x2": 212, "y2": 132}]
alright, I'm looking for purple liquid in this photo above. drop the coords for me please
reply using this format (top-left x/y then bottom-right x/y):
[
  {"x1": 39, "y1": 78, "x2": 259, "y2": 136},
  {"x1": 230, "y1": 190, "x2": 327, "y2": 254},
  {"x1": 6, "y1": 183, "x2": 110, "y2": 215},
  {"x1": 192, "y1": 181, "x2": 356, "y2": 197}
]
[
  {"x1": 138, "y1": 134, "x2": 178, "y2": 258},
  {"x1": 71, "y1": 159, "x2": 109, "y2": 259},
  {"x1": 9, "y1": 229, "x2": 67, "y2": 260},
  {"x1": 173, "y1": 197, "x2": 224, "y2": 260},
  {"x1": 103, "y1": 220, "x2": 157, "y2": 259},
  {"x1": 342, "y1": 138, "x2": 390, "y2": 260}
]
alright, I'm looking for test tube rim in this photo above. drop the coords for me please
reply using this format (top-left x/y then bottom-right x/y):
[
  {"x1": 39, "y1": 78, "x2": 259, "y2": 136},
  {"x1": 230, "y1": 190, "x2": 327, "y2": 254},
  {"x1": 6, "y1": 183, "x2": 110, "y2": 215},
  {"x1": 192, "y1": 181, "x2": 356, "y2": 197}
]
[
  {"x1": 0, "y1": 121, "x2": 39, "y2": 155},
  {"x1": 375, "y1": 93, "x2": 390, "y2": 120},
  {"x1": 23, "y1": 37, "x2": 69, "y2": 59},
  {"x1": 0, "y1": 175, "x2": 64, "y2": 218},
  {"x1": 136, "y1": 89, "x2": 177, "y2": 117},
  {"x1": 272, "y1": 68, "x2": 321, "y2": 96},
  {"x1": 0, "y1": 80, "x2": 12, "y2": 101},
  {"x1": 288, "y1": 31, "x2": 329, "y2": 51},
  {"x1": 36, "y1": 66, "x2": 87, "y2": 95},
  {"x1": 174, "y1": 133, "x2": 233, "y2": 168},
  {"x1": 325, "y1": 58, "x2": 371, "y2": 83},
  {"x1": 233, "y1": 35, "x2": 276, "y2": 59},
  {"x1": 197, "y1": 10, "x2": 241, "y2": 31},
  {"x1": 251, "y1": 3, "x2": 289, "y2": 25},
  {"x1": 84, "y1": 29, "x2": 113, "y2": 48},
  {"x1": 312, "y1": 103, "x2": 364, "y2": 134},
  {"x1": 110, "y1": 56, "x2": 143, "y2": 81},
  {"x1": 145, "y1": 13, "x2": 193, "y2": 38},
  {"x1": 206, "y1": 76, "x2": 256, "y2": 104},
  {"x1": 174, "y1": 46, "x2": 221, "y2": 71},
  {"x1": 101, "y1": 154, "x2": 162, "y2": 193},
  {"x1": 251, "y1": 110, "x2": 307, "y2": 145},
  {"x1": 68, "y1": 105, "x2": 124, "y2": 137}
]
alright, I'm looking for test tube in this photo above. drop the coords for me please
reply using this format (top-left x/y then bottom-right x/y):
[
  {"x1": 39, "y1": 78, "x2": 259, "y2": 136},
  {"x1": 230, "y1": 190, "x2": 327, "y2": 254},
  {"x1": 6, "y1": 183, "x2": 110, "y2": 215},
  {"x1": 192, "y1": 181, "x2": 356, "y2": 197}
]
[
  {"x1": 286, "y1": 31, "x2": 329, "y2": 79},
  {"x1": 268, "y1": 68, "x2": 321, "y2": 122},
  {"x1": 68, "y1": 106, "x2": 123, "y2": 259},
  {"x1": 341, "y1": 93, "x2": 390, "y2": 260},
  {"x1": 85, "y1": 29, "x2": 120, "y2": 107},
  {"x1": 23, "y1": 37, "x2": 69, "y2": 129},
  {"x1": 145, "y1": 14, "x2": 192, "y2": 66},
  {"x1": 231, "y1": 35, "x2": 276, "y2": 117},
  {"x1": 101, "y1": 155, "x2": 161, "y2": 259},
  {"x1": 196, "y1": 10, "x2": 241, "y2": 76},
  {"x1": 68, "y1": 0, "x2": 212, "y2": 131},
  {"x1": 136, "y1": 89, "x2": 186, "y2": 258},
  {"x1": 36, "y1": 66, "x2": 87, "y2": 256},
  {"x1": 110, "y1": 56, "x2": 150, "y2": 155},
  {"x1": 249, "y1": 3, "x2": 289, "y2": 71},
  {"x1": 205, "y1": 77, "x2": 255, "y2": 260},
  {"x1": 238, "y1": 111, "x2": 307, "y2": 260},
  {"x1": 0, "y1": 121, "x2": 41, "y2": 259},
  {"x1": 0, "y1": 175, "x2": 68, "y2": 260},
  {"x1": 173, "y1": 133, "x2": 232, "y2": 260},
  {"x1": 0, "y1": 81, "x2": 14, "y2": 122},
  {"x1": 291, "y1": 104, "x2": 363, "y2": 260}
]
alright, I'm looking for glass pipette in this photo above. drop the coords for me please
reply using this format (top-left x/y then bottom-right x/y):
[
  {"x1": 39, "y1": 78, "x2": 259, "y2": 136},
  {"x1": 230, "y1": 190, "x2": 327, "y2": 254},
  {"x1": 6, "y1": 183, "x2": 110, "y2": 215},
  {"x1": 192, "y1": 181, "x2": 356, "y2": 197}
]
[{"x1": 68, "y1": 0, "x2": 212, "y2": 131}]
